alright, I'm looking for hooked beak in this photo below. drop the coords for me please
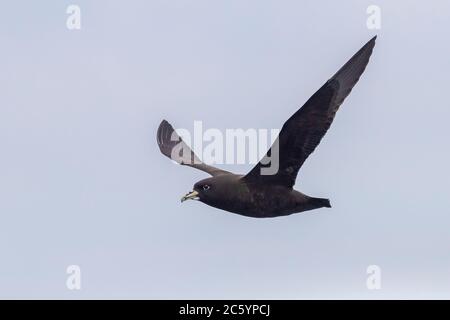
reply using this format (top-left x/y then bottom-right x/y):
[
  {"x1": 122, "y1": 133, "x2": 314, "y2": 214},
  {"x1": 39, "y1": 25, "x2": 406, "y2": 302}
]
[{"x1": 181, "y1": 190, "x2": 199, "y2": 203}]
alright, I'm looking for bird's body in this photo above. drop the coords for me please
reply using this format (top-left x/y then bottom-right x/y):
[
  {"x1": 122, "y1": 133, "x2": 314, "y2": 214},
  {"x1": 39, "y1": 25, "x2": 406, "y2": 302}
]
[
  {"x1": 192, "y1": 174, "x2": 330, "y2": 217},
  {"x1": 157, "y1": 36, "x2": 376, "y2": 218}
]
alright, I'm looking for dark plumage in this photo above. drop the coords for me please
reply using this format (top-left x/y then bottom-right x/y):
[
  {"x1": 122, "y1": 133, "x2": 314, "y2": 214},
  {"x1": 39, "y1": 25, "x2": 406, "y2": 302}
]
[{"x1": 157, "y1": 36, "x2": 376, "y2": 218}]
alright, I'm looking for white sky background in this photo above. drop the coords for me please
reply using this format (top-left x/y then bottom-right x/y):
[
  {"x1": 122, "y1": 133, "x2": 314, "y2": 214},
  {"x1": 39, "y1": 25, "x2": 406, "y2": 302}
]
[{"x1": 0, "y1": 0, "x2": 449, "y2": 298}]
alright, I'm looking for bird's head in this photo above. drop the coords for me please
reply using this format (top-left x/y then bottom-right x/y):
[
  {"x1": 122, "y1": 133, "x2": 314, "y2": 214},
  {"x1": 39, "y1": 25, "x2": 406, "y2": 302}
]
[{"x1": 181, "y1": 177, "x2": 219, "y2": 204}]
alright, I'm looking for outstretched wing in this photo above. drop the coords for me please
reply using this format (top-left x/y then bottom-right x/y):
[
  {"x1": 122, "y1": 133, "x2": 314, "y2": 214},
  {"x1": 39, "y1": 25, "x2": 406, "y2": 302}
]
[
  {"x1": 157, "y1": 120, "x2": 231, "y2": 176},
  {"x1": 243, "y1": 36, "x2": 376, "y2": 187}
]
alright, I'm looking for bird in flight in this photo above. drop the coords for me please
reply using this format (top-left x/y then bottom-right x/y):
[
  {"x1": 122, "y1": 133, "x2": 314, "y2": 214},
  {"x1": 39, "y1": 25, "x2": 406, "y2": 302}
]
[{"x1": 157, "y1": 36, "x2": 376, "y2": 218}]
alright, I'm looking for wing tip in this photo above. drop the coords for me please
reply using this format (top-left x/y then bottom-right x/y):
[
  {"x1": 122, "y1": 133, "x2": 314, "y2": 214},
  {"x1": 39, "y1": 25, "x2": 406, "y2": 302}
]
[
  {"x1": 158, "y1": 119, "x2": 171, "y2": 132},
  {"x1": 365, "y1": 35, "x2": 377, "y2": 50},
  {"x1": 359, "y1": 35, "x2": 377, "y2": 58},
  {"x1": 331, "y1": 35, "x2": 377, "y2": 85},
  {"x1": 356, "y1": 35, "x2": 377, "y2": 57},
  {"x1": 157, "y1": 119, "x2": 175, "y2": 149}
]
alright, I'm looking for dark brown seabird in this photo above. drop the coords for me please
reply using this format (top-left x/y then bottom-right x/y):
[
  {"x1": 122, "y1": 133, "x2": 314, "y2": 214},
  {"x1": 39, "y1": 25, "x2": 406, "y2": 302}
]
[{"x1": 157, "y1": 36, "x2": 376, "y2": 218}]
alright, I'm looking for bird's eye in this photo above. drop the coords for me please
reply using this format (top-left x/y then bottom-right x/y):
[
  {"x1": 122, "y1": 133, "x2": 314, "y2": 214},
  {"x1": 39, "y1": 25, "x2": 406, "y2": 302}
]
[{"x1": 203, "y1": 185, "x2": 210, "y2": 191}]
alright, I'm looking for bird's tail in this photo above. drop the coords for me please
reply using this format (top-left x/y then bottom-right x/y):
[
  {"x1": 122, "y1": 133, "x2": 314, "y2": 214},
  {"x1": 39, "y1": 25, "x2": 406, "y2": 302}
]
[{"x1": 310, "y1": 197, "x2": 332, "y2": 209}]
